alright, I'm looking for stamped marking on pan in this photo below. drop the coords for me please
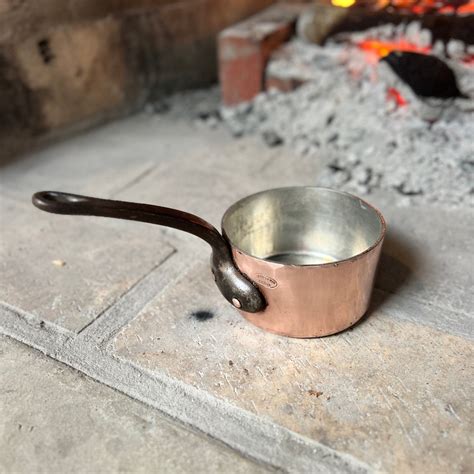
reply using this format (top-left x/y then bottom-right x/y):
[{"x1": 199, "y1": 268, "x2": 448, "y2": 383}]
[{"x1": 255, "y1": 274, "x2": 278, "y2": 289}]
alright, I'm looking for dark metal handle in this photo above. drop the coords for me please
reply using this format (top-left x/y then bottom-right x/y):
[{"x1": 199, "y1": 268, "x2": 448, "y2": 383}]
[{"x1": 32, "y1": 191, "x2": 266, "y2": 313}]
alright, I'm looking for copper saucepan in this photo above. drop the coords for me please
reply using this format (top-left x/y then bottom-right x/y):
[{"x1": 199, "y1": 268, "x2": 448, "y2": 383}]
[{"x1": 32, "y1": 187, "x2": 386, "y2": 338}]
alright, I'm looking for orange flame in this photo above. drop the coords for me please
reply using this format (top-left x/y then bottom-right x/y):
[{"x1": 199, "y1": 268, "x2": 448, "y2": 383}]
[
  {"x1": 331, "y1": 0, "x2": 356, "y2": 7},
  {"x1": 331, "y1": 0, "x2": 474, "y2": 14},
  {"x1": 356, "y1": 39, "x2": 431, "y2": 57},
  {"x1": 456, "y1": 1, "x2": 474, "y2": 13}
]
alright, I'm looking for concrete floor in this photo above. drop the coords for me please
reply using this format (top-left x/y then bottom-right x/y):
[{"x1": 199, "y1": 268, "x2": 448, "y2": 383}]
[{"x1": 0, "y1": 101, "x2": 472, "y2": 473}]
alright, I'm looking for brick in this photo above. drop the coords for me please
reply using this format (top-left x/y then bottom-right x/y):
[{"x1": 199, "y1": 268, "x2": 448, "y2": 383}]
[{"x1": 218, "y1": 4, "x2": 305, "y2": 106}]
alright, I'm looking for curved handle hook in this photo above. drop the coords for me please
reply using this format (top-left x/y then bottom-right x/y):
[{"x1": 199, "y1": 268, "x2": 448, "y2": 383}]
[{"x1": 32, "y1": 191, "x2": 266, "y2": 313}]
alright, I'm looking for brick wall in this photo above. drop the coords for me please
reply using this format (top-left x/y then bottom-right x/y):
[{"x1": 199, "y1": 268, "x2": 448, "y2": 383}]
[{"x1": 0, "y1": 0, "x2": 275, "y2": 157}]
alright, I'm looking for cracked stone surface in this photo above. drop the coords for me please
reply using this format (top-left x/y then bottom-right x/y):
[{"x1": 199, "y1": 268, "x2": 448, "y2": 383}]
[
  {"x1": 0, "y1": 336, "x2": 271, "y2": 474},
  {"x1": 0, "y1": 94, "x2": 472, "y2": 473}
]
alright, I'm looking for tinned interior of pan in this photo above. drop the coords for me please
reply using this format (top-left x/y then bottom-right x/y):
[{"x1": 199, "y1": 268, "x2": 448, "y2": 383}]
[{"x1": 222, "y1": 187, "x2": 385, "y2": 266}]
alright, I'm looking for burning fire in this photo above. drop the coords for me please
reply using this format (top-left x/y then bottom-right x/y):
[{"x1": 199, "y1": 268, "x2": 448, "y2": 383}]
[
  {"x1": 332, "y1": 0, "x2": 356, "y2": 7},
  {"x1": 356, "y1": 39, "x2": 431, "y2": 57},
  {"x1": 330, "y1": 0, "x2": 474, "y2": 14},
  {"x1": 354, "y1": 39, "x2": 429, "y2": 108}
]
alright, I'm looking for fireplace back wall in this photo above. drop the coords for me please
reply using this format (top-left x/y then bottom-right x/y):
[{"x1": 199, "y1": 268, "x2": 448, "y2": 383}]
[{"x1": 0, "y1": 0, "x2": 278, "y2": 157}]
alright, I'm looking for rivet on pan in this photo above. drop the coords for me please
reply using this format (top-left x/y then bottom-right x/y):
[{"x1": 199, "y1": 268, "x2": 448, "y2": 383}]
[{"x1": 232, "y1": 298, "x2": 242, "y2": 308}]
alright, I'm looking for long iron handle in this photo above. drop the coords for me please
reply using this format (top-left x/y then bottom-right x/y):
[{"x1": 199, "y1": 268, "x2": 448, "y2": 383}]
[{"x1": 32, "y1": 191, "x2": 266, "y2": 313}]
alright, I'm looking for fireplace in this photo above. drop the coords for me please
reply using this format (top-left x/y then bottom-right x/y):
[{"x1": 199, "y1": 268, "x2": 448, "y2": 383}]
[
  {"x1": 309, "y1": 0, "x2": 474, "y2": 46},
  {"x1": 309, "y1": 0, "x2": 474, "y2": 105},
  {"x1": 218, "y1": 2, "x2": 473, "y2": 208}
]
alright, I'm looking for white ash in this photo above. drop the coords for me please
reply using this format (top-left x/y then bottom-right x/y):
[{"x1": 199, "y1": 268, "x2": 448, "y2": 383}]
[
  {"x1": 146, "y1": 86, "x2": 222, "y2": 126},
  {"x1": 220, "y1": 40, "x2": 474, "y2": 208}
]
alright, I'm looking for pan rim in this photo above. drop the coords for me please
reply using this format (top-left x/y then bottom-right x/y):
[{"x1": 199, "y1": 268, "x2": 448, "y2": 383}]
[{"x1": 221, "y1": 186, "x2": 387, "y2": 268}]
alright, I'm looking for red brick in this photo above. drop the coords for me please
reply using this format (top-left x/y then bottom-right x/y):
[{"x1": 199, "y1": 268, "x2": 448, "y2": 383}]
[{"x1": 218, "y1": 4, "x2": 305, "y2": 106}]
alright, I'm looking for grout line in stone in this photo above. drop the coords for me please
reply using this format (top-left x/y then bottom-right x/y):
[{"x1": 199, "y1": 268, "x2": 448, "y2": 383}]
[
  {"x1": 76, "y1": 246, "x2": 178, "y2": 343},
  {"x1": 2, "y1": 223, "x2": 469, "y2": 472},
  {"x1": 0, "y1": 303, "x2": 71, "y2": 357},
  {"x1": 0, "y1": 304, "x2": 372, "y2": 474},
  {"x1": 256, "y1": 150, "x2": 282, "y2": 174},
  {"x1": 78, "y1": 242, "x2": 194, "y2": 348},
  {"x1": 1, "y1": 331, "x2": 283, "y2": 473},
  {"x1": 107, "y1": 163, "x2": 157, "y2": 199}
]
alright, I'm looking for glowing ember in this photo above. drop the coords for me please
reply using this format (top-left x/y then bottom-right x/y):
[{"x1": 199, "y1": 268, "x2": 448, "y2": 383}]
[
  {"x1": 331, "y1": 0, "x2": 356, "y2": 7},
  {"x1": 387, "y1": 87, "x2": 408, "y2": 106},
  {"x1": 462, "y1": 55, "x2": 474, "y2": 65},
  {"x1": 331, "y1": 0, "x2": 474, "y2": 14},
  {"x1": 356, "y1": 39, "x2": 431, "y2": 58},
  {"x1": 457, "y1": 1, "x2": 474, "y2": 13}
]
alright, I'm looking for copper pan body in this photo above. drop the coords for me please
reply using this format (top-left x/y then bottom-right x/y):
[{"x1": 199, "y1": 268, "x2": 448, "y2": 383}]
[
  {"x1": 32, "y1": 187, "x2": 385, "y2": 338},
  {"x1": 222, "y1": 187, "x2": 386, "y2": 338}
]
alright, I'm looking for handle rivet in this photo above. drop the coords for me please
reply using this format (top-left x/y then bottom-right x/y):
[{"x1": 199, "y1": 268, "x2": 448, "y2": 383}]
[{"x1": 232, "y1": 298, "x2": 242, "y2": 309}]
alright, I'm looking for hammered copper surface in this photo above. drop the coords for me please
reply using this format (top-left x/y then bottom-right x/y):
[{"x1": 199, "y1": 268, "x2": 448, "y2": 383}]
[
  {"x1": 223, "y1": 187, "x2": 386, "y2": 337},
  {"x1": 233, "y1": 242, "x2": 383, "y2": 337}
]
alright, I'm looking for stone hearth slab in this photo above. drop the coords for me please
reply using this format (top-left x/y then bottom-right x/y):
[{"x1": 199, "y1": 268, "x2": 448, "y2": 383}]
[
  {"x1": 0, "y1": 196, "x2": 174, "y2": 332},
  {"x1": 374, "y1": 202, "x2": 473, "y2": 317},
  {"x1": 0, "y1": 336, "x2": 270, "y2": 474},
  {"x1": 111, "y1": 200, "x2": 473, "y2": 473},
  {"x1": 1, "y1": 105, "x2": 472, "y2": 472},
  {"x1": 113, "y1": 133, "x2": 320, "y2": 226},
  {"x1": 113, "y1": 257, "x2": 472, "y2": 473},
  {"x1": 116, "y1": 152, "x2": 472, "y2": 330},
  {"x1": 0, "y1": 115, "x2": 238, "y2": 201}
]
